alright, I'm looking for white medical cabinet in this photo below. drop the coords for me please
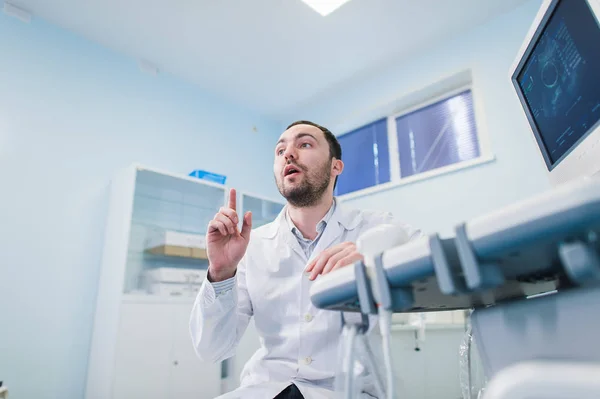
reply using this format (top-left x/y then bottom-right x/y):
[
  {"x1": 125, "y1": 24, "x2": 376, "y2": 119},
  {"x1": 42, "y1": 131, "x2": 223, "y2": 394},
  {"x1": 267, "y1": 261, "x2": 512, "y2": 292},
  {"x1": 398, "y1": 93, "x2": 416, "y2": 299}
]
[{"x1": 84, "y1": 163, "x2": 284, "y2": 399}]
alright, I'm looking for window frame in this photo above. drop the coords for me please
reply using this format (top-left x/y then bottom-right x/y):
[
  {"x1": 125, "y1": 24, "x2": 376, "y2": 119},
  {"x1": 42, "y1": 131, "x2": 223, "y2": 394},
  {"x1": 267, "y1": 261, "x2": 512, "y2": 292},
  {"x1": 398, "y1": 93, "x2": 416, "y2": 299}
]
[{"x1": 336, "y1": 82, "x2": 495, "y2": 201}]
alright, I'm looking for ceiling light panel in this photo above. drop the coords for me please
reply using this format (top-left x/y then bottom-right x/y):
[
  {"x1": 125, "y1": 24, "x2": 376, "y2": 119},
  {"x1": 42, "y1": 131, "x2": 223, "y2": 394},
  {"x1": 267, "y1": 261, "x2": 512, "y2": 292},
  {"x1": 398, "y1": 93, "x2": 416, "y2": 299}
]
[{"x1": 301, "y1": 0, "x2": 351, "y2": 16}]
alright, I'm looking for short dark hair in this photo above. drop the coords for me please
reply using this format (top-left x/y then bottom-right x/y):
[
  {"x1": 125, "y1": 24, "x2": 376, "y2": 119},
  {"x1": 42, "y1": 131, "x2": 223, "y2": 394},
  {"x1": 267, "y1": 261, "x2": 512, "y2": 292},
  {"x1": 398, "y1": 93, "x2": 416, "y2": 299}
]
[{"x1": 286, "y1": 120, "x2": 342, "y2": 189}]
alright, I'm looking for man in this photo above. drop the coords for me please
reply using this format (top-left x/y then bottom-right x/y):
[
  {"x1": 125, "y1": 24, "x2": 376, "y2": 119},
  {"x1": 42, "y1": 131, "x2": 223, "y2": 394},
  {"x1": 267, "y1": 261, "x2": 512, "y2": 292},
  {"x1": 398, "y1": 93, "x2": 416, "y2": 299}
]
[{"x1": 190, "y1": 121, "x2": 420, "y2": 398}]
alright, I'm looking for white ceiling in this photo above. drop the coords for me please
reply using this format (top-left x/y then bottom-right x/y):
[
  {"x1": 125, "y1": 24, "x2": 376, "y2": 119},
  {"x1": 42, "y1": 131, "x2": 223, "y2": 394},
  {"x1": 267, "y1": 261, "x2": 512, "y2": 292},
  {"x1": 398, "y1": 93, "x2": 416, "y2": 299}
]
[{"x1": 11, "y1": 0, "x2": 530, "y2": 120}]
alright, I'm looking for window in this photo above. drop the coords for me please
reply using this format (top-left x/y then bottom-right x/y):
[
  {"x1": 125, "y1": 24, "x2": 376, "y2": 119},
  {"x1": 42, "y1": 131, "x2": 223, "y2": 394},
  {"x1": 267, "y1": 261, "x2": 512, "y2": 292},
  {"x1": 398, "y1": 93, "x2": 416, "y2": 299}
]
[
  {"x1": 335, "y1": 118, "x2": 390, "y2": 196},
  {"x1": 335, "y1": 87, "x2": 489, "y2": 197},
  {"x1": 395, "y1": 89, "x2": 480, "y2": 178}
]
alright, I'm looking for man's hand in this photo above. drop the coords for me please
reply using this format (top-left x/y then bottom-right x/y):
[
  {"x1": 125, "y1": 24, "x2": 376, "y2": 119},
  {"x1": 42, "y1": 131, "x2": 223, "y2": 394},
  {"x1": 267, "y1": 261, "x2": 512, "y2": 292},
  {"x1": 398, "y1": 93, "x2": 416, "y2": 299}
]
[
  {"x1": 206, "y1": 188, "x2": 252, "y2": 282},
  {"x1": 304, "y1": 242, "x2": 363, "y2": 281}
]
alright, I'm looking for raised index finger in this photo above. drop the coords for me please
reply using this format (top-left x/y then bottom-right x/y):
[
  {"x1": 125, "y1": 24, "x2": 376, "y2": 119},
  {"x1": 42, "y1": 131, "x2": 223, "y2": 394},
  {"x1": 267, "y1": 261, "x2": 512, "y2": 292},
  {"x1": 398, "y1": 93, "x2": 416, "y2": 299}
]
[{"x1": 228, "y1": 188, "x2": 237, "y2": 211}]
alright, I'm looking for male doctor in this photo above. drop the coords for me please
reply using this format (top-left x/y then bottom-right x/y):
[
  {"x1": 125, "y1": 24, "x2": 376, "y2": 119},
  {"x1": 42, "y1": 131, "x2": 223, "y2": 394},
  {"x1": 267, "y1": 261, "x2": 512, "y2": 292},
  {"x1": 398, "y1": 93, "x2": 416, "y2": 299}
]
[{"x1": 190, "y1": 121, "x2": 420, "y2": 398}]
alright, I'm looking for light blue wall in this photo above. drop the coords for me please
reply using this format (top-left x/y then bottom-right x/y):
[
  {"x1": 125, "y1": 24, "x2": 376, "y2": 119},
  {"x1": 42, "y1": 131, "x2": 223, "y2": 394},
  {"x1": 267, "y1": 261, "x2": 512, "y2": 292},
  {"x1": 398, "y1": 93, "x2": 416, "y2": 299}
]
[
  {"x1": 0, "y1": 13, "x2": 282, "y2": 399},
  {"x1": 291, "y1": 0, "x2": 549, "y2": 237}
]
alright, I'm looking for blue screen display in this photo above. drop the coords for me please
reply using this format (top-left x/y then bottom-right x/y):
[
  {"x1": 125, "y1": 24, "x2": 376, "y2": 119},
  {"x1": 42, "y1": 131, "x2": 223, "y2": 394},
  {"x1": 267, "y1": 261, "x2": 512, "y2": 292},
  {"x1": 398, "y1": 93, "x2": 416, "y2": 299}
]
[{"x1": 517, "y1": 0, "x2": 600, "y2": 165}]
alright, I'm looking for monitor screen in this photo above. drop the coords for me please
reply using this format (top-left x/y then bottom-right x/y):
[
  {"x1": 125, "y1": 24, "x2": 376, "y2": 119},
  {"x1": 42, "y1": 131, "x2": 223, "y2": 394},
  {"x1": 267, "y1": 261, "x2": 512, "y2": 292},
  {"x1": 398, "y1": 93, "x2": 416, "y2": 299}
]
[{"x1": 514, "y1": 0, "x2": 600, "y2": 168}]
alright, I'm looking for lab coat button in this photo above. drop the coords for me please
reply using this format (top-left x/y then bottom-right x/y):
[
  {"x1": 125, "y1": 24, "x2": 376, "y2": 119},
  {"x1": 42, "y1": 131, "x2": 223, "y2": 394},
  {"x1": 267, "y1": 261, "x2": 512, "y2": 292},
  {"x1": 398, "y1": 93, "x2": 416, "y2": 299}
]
[
  {"x1": 304, "y1": 356, "x2": 312, "y2": 365},
  {"x1": 304, "y1": 314, "x2": 313, "y2": 322}
]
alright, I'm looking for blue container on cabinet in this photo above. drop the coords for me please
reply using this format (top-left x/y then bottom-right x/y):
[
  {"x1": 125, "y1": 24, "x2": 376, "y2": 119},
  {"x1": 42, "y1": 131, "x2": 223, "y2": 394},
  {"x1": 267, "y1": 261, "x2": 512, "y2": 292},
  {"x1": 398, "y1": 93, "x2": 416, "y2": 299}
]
[{"x1": 188, "y1": 169, "x2": 227, "y2": 184}]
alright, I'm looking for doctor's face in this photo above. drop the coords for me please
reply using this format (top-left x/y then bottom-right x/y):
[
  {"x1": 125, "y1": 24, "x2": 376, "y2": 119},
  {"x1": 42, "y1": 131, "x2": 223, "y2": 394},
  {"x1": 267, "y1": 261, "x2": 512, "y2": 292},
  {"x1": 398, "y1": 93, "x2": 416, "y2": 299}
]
[{"x1": 274, "y1": 124, "x2": 337, "y2": 207}]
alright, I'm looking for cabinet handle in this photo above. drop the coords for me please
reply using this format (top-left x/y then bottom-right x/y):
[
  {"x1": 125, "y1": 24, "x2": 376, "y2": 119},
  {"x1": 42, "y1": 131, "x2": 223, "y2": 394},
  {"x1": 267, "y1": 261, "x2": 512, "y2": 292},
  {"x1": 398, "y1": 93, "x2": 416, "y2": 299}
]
[{"x1": 173, "y1": 361, "x2": 178, "y2": 366}]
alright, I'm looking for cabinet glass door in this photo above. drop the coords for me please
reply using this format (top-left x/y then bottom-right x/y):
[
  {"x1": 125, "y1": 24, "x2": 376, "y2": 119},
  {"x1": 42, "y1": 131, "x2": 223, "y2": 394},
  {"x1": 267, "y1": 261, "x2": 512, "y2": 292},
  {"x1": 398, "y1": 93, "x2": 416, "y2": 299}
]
[
  {"x1": 125, "y1": 168, "x2": 226, "y2": 295},
  {"x1": 240, "y1": 193, "x2": 284, "y2": 229}
]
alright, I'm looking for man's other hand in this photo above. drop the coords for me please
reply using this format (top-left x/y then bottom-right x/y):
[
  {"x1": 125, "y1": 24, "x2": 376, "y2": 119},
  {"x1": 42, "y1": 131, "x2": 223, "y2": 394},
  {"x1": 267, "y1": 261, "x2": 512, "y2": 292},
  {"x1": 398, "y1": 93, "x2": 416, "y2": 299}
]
[{"x1": 304, "y1": 242, "x2": 363, "y2": 281}]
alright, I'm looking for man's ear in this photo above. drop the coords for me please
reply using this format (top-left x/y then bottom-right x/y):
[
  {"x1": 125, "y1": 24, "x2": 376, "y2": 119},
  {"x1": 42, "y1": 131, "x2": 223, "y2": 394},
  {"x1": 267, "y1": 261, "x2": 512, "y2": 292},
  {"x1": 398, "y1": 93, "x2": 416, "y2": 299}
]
[{"x1": 332, "y1": 159, "x2": 344, "y2": 176}]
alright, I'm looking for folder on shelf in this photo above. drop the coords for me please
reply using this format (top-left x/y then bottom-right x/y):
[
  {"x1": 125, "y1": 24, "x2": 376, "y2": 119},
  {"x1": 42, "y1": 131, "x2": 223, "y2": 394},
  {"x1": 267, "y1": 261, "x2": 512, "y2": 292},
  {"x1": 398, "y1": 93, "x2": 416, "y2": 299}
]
[{"x1": 145, "y1": 230, "x2": 208, "y2": 259}]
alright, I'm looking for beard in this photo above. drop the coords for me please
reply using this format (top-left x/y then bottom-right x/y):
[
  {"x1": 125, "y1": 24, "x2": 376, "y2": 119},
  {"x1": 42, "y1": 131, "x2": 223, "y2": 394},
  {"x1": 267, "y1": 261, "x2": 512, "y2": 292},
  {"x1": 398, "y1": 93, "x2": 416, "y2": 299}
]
[{"x1": 276, "y1": 159, "x2": 331, "y2": 208}]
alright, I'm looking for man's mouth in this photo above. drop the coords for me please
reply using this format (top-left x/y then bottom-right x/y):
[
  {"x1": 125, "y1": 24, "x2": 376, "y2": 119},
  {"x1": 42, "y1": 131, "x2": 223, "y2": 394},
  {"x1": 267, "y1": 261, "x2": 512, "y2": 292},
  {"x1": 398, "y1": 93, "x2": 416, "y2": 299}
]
[{"x1": 284, "y1": 165, "x2": 302, "y2": 177}]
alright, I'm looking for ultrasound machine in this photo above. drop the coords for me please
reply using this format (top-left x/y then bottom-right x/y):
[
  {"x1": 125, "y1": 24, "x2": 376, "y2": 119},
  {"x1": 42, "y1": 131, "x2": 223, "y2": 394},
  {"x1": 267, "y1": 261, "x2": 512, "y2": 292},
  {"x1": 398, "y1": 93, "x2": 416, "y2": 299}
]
[{"x1": 310, "y1": 0, "x2": 600, "y2": 397}]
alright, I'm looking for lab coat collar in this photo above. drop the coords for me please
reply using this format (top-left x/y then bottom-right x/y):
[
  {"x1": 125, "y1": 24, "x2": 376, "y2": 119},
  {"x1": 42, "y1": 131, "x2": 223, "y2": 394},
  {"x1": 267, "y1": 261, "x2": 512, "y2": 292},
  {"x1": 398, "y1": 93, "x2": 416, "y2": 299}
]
[{"x1": 256, "y1": 198, "x2": 363, "y2": 240}]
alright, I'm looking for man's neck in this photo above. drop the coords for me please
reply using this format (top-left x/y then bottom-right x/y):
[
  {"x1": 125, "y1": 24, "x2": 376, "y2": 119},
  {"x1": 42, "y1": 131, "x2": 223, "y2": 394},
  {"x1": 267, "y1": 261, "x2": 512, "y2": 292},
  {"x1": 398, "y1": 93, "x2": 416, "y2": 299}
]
[{"x1": 287, "y1": 194, "x2": 334, "y2": 240}]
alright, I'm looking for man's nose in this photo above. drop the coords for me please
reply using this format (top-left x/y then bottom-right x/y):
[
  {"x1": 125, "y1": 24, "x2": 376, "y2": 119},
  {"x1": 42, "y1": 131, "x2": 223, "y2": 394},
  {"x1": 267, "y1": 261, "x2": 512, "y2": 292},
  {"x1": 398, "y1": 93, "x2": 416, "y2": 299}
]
[{"x1": 284, "y1": 146, "x2": 297, "y2": 160}]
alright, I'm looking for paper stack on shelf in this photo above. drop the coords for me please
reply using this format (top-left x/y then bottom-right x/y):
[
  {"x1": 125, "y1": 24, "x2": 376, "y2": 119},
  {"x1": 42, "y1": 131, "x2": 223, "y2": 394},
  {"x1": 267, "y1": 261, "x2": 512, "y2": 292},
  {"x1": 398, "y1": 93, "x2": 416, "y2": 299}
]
[
  {"x1": 143, "y1": 267, "x2": 208, "y2": 297},
  {"x1": 145, "y1": 230, "x2": 207, "y2": 259}
]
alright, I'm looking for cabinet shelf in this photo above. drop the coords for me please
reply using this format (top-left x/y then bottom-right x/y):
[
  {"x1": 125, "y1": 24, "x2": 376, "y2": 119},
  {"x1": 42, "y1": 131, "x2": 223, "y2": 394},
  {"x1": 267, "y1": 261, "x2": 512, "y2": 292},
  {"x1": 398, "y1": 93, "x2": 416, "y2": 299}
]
[{"x1": 145, "y1": 245, "x2": 208, "y2": 260}]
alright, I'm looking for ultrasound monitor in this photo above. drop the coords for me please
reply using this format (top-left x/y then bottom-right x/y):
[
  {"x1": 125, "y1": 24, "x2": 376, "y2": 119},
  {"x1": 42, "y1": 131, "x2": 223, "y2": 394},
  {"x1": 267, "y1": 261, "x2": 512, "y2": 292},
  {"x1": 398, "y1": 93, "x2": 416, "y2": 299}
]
[{"x1": 510, "y1": 0, "x2": 600, "y2": 186}]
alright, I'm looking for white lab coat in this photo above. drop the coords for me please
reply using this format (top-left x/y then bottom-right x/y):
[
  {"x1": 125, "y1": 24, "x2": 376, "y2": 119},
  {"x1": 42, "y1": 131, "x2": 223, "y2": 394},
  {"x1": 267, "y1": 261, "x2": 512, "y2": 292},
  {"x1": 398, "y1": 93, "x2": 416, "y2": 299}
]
[{"x1": 189, "y1": 201, "x2": 420, "y2": 399}]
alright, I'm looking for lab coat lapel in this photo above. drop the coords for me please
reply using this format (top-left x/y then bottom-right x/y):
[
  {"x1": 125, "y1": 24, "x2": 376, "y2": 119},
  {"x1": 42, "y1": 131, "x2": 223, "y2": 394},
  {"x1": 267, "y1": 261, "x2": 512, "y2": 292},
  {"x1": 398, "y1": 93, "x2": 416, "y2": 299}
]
[
  {"x1": 266, "y1": 201, "x2": 362, "y2": 262},
  {"x1": 283, "y1": 227, "x2": 306, "y2": 260},
  {"x1": 310, "y1": 203, "x2": 357, "y2": 260},
  {"x1": 312, "y1": 216, "x2": 343, "y2": 258},
  {"x1": 268, "y1": 205, "x2": 306, "y2": 260}
]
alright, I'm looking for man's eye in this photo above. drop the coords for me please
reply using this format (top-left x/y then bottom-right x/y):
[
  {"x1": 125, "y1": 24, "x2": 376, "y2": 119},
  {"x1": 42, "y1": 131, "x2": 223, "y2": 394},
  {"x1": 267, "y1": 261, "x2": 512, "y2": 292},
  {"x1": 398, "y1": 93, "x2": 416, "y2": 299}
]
[
  {"x1": 300, "y1": 143, "x2": 311, "y2": 148},
  {"x1": 277, "y1": 149, "x2": 284, "y2": 155}
]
